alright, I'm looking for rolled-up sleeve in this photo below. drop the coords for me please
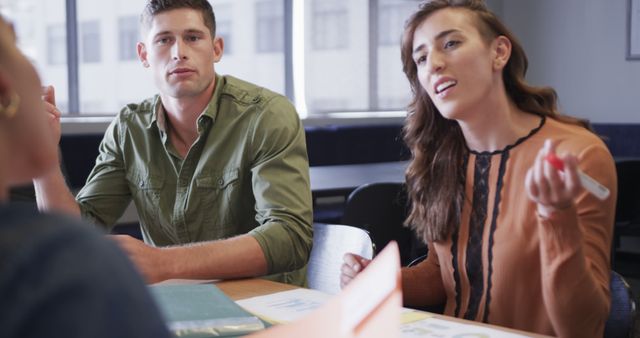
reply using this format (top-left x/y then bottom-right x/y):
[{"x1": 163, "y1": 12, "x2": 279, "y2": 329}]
[
  {"x1": 247, "y1": 96, "x2": 313, "y2": 274},
  {"x1": 76, "y1": 117, "x2": 132, "y2": 230}
]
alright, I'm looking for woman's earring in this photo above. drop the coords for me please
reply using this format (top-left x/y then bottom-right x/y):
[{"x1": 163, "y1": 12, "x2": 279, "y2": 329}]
[{"x1": 0, "y1": 91, "x2": 20, "y2": 119}]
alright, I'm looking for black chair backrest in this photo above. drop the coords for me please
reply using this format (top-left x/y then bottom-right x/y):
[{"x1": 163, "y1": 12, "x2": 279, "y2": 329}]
[
  {"x1": 615, "y1": 159, "x2": 640, "y2": 225},
  {"x1": 611, "y1": 159, "x2": 640, "y2": 266},
  {"x1": 341, "y1": 182, "x2": 426, "y2": 266},
  {"x1": 604, "y1": 270, "x2": 638, "y2": 338}
]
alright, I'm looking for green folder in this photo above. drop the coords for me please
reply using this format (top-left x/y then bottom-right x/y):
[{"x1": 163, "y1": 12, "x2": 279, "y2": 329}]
[{"x1": 149, "y1": 284, "x2": 265, "y2": 337}]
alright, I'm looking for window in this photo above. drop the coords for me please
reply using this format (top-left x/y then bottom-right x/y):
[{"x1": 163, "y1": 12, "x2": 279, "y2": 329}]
[
  {"x1": 378, "y1": 0, "x2": 416, "y2": 46},
  {"x1": 5, "y1": 0, "x2": 421, "y2": 117},
  {"x1": 303, "y1": 0, "x2": 420, "y2": 114},
  {"x1": 214, "y1": 0, "x2": 285, "y2": 96},
  {"x1": 118, "y1": 16, "x2": 139, "y2": 61},
  {"x1": 2, "y1": 0, "x2": 69, "y2": 114},
  {"x1": 255, "y1": 0, "x2": 284, "y2": 53},
  {"x1": 305, "y1": 0, "x2": 367, "y2": 113},
  {"x1": 214, "y1": 4, "x2": 233, "y2": 55},
  {"x1": 47, "y1": 23, "x2": 67, "y2": 65},
  {"x1": 376, "y1": 0, "x2": 418, "y2": 110},
  {"x1": 311, "y1": 0, "x2": 348, "y2": 50},
  {"x1": 80, "y1": 20, "x2": 101, "y2": 63},
  {"x1": 76, "y1": 0, "x2": 151, "y2": 115}
]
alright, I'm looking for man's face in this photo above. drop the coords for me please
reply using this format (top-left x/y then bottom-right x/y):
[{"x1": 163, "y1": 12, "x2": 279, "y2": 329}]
[{"x1": 137, "y1": 8, "x2": 222, "y2": 99}]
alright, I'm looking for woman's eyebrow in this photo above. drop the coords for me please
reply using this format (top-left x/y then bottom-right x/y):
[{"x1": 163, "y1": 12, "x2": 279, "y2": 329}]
[{"x1": 412, "y1": 29, "x2": 461, "y2": 55}]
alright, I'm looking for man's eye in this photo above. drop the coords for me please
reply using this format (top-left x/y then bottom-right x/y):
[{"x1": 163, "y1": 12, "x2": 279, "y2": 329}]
[{"x1": 444, "y1": 40, "x2": 460, "y2": 49}]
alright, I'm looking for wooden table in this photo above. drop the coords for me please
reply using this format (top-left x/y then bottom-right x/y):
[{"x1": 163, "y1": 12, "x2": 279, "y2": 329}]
[
  {"x1": 215, "y1": 278, "x2": 552, "y2": 338},
  {"x1": 217, "y1": 278, "x2": 298, "y2": 300}
]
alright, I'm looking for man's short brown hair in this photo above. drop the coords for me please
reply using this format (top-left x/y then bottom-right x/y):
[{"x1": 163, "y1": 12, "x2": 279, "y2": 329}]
[{"x1": 140, "y1": 0, "x2": 216, "y2": 37}]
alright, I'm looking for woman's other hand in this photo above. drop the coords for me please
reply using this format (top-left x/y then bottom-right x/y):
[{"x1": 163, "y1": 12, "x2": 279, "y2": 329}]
[
  {"x1": 42, "y1": 85, "x2": 61, "y2": 144},
  {"x1": 340, "y1": 253, "x2": 372, "y2": 289}
]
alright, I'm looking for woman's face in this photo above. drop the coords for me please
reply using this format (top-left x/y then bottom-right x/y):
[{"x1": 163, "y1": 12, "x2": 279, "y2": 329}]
[
  {"x1": 0, "y1": 18, "x2": 57, "y2": 185},
  {"x1": 411, "y1": 8, "x2": 503, "y2": 122}
]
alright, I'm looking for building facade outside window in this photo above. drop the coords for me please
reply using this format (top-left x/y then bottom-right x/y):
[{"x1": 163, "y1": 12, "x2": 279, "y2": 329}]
[
  {"x1": 118, "y1": 16, "x2": 139, "y2": 61},
  {"x1": 80, "y1": 20, "x2": 101, "y2": 63},
  {"x1": 378, "y1": 0, "x2": 416, "y2": 46},
  {"x1": 73, "y1": 0, "x2": 150, "y2": 114},
  {"x1": 214, "y1": 0, "x2": 286, "y2": 97},
  {"x1": 311, "y1": 0, "x2": 348, "y2": 50},
  {"x1": 376, "y1": 0, "x2": 418, "y2": 110},
  {"x1": 215, "y1": 4, "x2": 233, "y2": 55},
  {"x1": 255, "y1": 0, "x2": 283, "y2": 53},
  {"x1": 47, "y1": 23, "x2": 66, "y2": 66}
]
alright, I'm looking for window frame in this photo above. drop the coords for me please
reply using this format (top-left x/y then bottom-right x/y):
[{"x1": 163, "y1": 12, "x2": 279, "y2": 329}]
[{"x1": 58, "y1": 0, "x2": 408, "y2": 123}]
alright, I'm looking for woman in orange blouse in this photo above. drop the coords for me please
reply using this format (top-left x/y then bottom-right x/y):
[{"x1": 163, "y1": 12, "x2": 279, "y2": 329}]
[{"x1": 341, "y1": 1, "x2": 616, "y2": 337}]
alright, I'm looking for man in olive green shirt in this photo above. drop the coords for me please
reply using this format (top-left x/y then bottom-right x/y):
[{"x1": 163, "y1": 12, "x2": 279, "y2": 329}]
[{"x1": 34, "y1": 0, "x2": 312, "y2": 286}]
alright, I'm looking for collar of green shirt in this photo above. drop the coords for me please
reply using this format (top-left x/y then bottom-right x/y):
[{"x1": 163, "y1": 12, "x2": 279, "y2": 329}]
[{"x1": 147, "y1": 73, "x2": 226, "y2": 133}]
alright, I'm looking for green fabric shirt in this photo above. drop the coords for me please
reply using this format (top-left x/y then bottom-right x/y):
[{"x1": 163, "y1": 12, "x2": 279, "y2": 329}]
[{"x1": 76, "y1": 74, "x2": 313, "y2": 285}]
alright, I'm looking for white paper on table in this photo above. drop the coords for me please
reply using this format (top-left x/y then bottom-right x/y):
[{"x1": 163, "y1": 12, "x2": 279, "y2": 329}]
[
  {"x1": 400, "y1": 317, "x2": 533, "y2": 338},
  {"x1": 236, "y1": 288, "x2": 331, "y2": 323},
  {"x1": 237, "y1": 285, "x2": 430, "y2": 326},
  {"x1": 244, "y1": 242, "x2": 403, "y2": 338}
]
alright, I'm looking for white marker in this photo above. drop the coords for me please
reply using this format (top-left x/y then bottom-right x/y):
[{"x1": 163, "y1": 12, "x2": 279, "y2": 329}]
[{"x1": 545, "y1": 153, "x2": 610, "y2": 200}]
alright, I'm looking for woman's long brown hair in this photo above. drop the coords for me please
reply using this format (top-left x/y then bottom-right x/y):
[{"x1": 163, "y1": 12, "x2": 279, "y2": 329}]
[{"x1": 401, "y1": 0, "x2": 590, "y2": 242}]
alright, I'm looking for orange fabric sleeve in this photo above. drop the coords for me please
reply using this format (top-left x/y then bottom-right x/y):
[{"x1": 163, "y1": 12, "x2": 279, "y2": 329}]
[
  {"x1": 537, "y1": 144, "x2": 616, "y2": 338},
  {"x1": 401, "y1": 242, "x2": 447, "y2": 307}
]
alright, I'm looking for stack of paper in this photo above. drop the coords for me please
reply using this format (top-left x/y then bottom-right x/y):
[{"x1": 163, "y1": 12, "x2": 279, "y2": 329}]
[{"x1": 245, "y1": 241, "x2": 403, "y2": 338}]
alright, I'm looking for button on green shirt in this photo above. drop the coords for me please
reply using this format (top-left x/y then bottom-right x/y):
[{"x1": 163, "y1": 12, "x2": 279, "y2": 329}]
[{"x1": 76, "y1": 74, "x2": 313, "y2": 285}]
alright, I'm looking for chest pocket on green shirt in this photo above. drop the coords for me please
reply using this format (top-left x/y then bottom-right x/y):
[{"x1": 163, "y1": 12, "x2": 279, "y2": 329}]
[
  {"x1": 128, "y1": 172, "x2": 165, "y2": 194},
  {"x1": 196, "y1": 168, "x2": 239, "y2": 189},
  {"x1": 126, "y1": 171, "x2": 165, "y2": 225},
  {"x1": 195, "y1": 168, "x2": 241, "y2": 232}
]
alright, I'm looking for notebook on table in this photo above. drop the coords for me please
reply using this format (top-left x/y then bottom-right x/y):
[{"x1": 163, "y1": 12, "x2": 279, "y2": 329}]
[{"x1": 149, "y1": 283, "x2": 265, "y2": 337}]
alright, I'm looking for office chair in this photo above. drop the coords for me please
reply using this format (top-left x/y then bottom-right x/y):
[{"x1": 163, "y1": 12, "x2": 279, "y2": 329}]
[
  {"x1": 307, "y1": 223, "x2": 375, "y2": 295},
  {"x1": 407, "y1": 253, "x2": 427, "y2": 267},
  {"x1": 612, "y1": 159, "x2": 640, "y2": 269},
  {"x1": 604, "y1": 270, "x2": 638, "y2": 338},
  {"x1": 341, "y1": 182, "x2": 427, "y2": 266}
]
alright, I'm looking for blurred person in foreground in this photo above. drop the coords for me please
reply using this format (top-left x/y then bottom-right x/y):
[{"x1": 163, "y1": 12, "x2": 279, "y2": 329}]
[{"x1": 0, "y1": 14, "x2": 170, "y2": 338}]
